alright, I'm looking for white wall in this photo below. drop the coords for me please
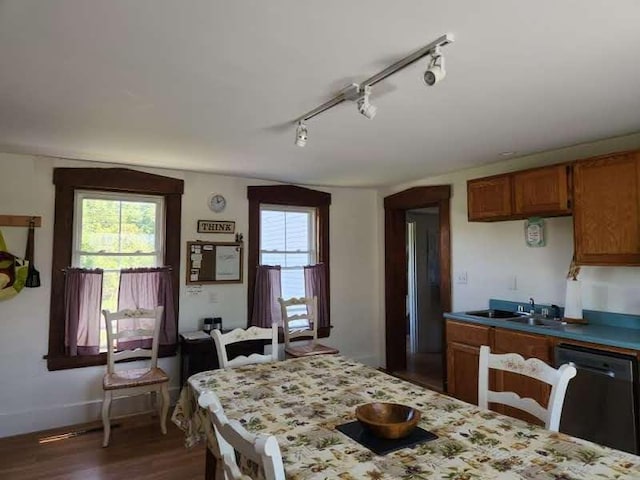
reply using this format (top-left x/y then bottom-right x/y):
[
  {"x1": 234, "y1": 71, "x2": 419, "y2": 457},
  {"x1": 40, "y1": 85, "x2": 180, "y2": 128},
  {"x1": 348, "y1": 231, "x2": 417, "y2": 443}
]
[
  {"x1": 378, "y1": 132, "x2": 640, "y2": 353},
  {"x1": 0, "y1": 153, "x2": 381, "y2": 437}
]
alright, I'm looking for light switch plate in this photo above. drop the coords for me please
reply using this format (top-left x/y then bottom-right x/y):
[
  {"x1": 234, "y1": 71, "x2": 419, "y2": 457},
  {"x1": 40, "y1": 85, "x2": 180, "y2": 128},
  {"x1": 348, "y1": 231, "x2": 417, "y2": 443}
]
[{"x1": 456, "y1": 271, "x2": 468, "y2": 284}]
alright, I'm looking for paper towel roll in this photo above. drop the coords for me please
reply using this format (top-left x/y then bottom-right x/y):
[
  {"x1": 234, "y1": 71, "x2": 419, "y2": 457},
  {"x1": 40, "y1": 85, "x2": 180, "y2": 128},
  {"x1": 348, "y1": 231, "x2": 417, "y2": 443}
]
[{"x1": 564, "y1": 279, "x2": 583, "y2": 320}]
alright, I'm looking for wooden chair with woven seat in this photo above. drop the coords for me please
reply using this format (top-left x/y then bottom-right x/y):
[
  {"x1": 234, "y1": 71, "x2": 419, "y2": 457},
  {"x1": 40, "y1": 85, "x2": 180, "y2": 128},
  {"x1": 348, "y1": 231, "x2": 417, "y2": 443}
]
[
  {"x1": 277, "y1": 296, "x2": 338, "y2": 358},
  {"x1": 212, "y1": 324, "x2": 279, "y2": 369},
  {"x1": 198, "y1": 391, "x2": 285, "y2": 480},
  {"x1": 101, "y1": 306, "x2": 169, "y2": 447},
  {"x1": 478, "y1": 345, "x2": 576, "y2": 432}
]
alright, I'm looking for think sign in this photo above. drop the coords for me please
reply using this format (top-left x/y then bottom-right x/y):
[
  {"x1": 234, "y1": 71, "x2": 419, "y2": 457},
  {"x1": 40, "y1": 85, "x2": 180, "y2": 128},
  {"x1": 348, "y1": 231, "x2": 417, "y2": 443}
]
[{"x1": 197, "y1": 220, "x2": 236, "y2": 234}]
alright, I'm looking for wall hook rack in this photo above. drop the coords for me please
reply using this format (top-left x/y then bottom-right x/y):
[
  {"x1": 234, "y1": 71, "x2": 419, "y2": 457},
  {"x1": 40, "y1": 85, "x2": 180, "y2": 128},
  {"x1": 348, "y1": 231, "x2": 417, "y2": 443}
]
[{"x1": 0, "y1": 215, "x2": 42, "y2": 228}]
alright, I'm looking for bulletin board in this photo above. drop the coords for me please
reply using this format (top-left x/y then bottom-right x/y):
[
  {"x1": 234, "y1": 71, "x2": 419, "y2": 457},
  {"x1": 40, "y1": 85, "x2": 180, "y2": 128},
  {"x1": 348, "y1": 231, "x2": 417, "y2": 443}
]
[{"x1": 186, "y1": 241, "x2": 243, "y2": 284}]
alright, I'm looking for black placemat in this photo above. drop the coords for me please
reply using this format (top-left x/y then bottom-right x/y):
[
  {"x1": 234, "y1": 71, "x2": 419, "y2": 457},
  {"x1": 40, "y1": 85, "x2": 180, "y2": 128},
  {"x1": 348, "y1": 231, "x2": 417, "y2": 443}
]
[{"x1": 336, "y1": 421, "x2": 438, "y2": 455}]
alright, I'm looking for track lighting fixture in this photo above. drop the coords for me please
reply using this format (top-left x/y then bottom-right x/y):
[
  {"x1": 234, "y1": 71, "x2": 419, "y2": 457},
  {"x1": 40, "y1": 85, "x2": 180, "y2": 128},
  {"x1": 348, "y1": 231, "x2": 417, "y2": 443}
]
[
  {"x1": 295, "y1": 121, "x2": 308, "y2": 147},
  {"x1": 292, "y1": 33, "x2": 454, "y2": 146},
  {"x1": 356, "y1": 86, "x2": 377, "y2": 119},
  {"x1": 423, "y1": 46, "x2": 446, "y2": 86}
]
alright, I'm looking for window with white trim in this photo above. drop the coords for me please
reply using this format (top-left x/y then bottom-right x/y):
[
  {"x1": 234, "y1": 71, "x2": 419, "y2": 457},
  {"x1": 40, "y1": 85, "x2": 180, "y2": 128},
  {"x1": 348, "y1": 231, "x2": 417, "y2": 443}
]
[
  {"x1": 73, "y1": 191, "x2": 165, "y2": 349},
  {"x1": 260, "y1": 205, "x2": 316, "y2": 326}
]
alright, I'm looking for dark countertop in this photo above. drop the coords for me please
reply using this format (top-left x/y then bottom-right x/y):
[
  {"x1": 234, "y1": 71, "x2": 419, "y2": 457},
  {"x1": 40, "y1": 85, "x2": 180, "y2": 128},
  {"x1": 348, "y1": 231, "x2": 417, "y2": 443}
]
[{"x1": 444, "y1": 311, "x2": 640, "y2": 351}]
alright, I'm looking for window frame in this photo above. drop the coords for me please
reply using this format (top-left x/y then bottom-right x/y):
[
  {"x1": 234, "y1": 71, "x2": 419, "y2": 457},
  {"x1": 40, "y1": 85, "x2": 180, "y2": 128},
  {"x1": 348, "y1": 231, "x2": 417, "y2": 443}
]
[
  {"x1": 47, "y1": 168, "x2": 183, "y2": 371},
  {"x1": 259, "y1": 205, "x2": 317, "y2": 327},
  {"x1": 73, "y1": 190, "x2": 166, "y2": 352},
  {"x1": 72, "y1": 190, "x2": 165, "y2": 267},
  {"x1": 259, "y1": 203, "x2": 317, "y2": 267},
  {"x1": 247, "y1": 185, "x2": 331, "y2": 337}
]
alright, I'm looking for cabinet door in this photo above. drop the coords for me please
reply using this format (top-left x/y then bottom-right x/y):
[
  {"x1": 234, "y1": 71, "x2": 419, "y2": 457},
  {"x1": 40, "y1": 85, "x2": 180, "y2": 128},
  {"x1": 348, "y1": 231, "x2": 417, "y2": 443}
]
[
  {"x1": 467, "y1": 175, "x2": 512, "y2": 221},
  {"x1": 446, "y1": 321, "x2": 490, "y2": 404},
  {"x1": 447, "y1": 342, "x2": 482, "y2": 405},
  {"x1": 513, "y1": 165, "x2": 571, "y2": 216},
  {"x1": 492, "y1": 328, "x2": 553, "y2": 426},
  {"x1": 574, "y1": 152, "x2": 640, "y2": 265}
]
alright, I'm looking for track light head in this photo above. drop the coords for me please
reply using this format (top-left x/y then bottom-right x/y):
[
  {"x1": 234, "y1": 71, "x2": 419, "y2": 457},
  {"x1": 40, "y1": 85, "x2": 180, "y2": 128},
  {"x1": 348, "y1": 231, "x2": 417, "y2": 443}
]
[
  {"x1": 357, "y1": 86, "x2": 377, "y2": 119},
  {"x1": 424, "y1": 47, "x2": 446, "y2": 86},
  {"x1": 295, "y1": 122, "x2": 308, "y2": 147}
]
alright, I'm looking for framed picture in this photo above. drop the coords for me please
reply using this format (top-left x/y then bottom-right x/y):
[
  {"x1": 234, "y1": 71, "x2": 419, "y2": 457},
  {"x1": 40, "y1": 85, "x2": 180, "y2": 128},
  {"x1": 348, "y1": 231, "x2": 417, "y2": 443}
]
[{"x1": 186, "y1": 241, "x2": 243, "y2": 284}]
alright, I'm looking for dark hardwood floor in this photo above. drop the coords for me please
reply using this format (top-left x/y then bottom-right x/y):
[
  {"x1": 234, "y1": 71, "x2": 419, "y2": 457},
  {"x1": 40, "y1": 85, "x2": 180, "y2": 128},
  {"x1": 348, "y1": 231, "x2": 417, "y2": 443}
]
[
  {"x1": 395, "y1": 351, "x2": 444, "y2": 392},
  {"x1": 0, "y1": 414, "x2": 205, "y2": 480}
]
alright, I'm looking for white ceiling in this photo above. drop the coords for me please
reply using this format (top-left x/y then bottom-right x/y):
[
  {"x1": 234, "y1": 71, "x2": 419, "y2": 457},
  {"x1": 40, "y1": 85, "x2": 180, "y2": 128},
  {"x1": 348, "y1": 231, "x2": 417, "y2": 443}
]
[{"x1": 1, "y1": 1, "x2": 640, "y2": 187}]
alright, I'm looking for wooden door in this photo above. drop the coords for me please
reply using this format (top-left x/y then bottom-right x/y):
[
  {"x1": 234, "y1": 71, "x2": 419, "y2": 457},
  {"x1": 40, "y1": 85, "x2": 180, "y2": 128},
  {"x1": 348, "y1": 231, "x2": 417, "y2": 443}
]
[
  {"x1": 467, "y1": 175, "x2": 512, "y2": 221},
  {"x1": 492, "y1": 328, "x2": 553, "y2": 426},
  {"x1": 446, "y1": 321, "x2": 490, "y2": 404},
  {"x1": 573, "y1": 152, "x2": 640, "y2": 265},
  {"x1": 513, "y1": 165, "x2": 571, "y2": 216}
]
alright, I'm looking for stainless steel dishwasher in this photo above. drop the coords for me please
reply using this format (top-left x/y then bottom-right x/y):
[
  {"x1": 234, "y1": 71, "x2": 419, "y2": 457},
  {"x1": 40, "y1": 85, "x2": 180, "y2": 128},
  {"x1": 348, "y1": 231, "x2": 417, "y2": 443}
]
[{"x1": 555, "y1": 344, "x2": 639, "y2": 454}]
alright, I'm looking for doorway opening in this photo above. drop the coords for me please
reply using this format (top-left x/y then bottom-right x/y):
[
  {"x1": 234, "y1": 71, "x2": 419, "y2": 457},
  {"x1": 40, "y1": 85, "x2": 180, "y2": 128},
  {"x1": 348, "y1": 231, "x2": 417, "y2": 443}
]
[
  {"x1": 384, "y1": 186, "x2": 451, "y2": 392},
  {"x1": 405, "y1": 208, "x2": 443, "y2": 390}
]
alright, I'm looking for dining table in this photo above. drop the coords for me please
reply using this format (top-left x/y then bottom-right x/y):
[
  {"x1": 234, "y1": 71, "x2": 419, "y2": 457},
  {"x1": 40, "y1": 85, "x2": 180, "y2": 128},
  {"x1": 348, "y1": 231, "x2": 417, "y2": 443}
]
[{"x1": 172, "y1": 354, "x2": 640, "y2": 479}]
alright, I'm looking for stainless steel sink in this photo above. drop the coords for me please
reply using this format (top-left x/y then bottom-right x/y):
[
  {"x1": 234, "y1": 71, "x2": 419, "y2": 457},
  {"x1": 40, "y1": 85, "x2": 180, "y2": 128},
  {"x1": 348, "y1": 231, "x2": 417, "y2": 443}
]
[
  {"x1": 464, "y1": 309, "x2": 565, "y2": 328},
  {"x1": 506, "y1": 316, "x2": 565, "y2": 328},
  {"x1": 464, "y1": 309, "x2": 523, "y2": 319}
]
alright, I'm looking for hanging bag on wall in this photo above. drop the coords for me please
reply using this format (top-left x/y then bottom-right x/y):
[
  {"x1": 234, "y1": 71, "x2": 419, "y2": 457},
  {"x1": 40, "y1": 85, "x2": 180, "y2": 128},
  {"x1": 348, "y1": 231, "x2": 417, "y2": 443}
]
[
  {"x1": 24, "y1": 218, "x2": 40, "y2": 287},
  {"x1": 0, "y1": 229, "x2": 28, "y2": 301}
]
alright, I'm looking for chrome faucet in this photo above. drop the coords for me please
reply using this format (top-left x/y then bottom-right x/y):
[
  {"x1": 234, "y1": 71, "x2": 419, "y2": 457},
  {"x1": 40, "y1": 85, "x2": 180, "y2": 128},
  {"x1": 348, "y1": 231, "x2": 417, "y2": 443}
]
[{"x1": 529, "y1": 297, "x2": 535, "y2": 314}]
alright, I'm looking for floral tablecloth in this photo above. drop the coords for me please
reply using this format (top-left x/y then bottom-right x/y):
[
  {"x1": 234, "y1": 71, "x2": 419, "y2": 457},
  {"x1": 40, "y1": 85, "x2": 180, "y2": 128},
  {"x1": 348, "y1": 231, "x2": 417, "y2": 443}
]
[{"x1": 172, "y1": 355, "x2": 640, "y2": 479}]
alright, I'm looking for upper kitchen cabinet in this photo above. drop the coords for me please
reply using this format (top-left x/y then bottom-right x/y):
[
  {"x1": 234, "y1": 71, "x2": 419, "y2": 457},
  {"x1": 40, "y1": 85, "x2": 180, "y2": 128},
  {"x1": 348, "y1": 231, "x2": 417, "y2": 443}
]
[
  {"x1": 513, "y1": 164, "x2": 571, "y2": 217},
  {"x1": 467, "y1": 174, "x2": 513, "y2": 221},
  {"x1": 468, "y1": 164, "x2": 572, "y2": 222},
  {"x1": 573, "y1": 151, "x2": 640, "y2": 265}
]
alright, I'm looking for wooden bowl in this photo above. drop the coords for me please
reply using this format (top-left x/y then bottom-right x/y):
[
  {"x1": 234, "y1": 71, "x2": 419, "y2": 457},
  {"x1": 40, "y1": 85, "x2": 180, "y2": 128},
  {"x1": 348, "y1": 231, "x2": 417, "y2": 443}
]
[{"x1": 355, "y1": 402, "x2": 421, "y2": 439}]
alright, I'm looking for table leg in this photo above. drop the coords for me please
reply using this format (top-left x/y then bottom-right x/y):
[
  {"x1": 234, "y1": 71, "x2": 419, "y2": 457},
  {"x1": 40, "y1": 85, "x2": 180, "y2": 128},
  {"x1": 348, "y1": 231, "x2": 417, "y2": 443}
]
[{"x1": 205, "y1": 446, "x2": 216, "y2": 480}]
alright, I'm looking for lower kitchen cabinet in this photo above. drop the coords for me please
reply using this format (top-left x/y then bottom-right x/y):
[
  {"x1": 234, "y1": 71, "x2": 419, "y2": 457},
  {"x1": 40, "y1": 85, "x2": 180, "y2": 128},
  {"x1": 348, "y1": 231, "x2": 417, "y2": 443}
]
[
  {"x1": 492, "y1": 328, "x2": 553, "y2": 426},
  {"x1": 446, "y1": 320, "x2": 553, "y2": 426},
  {"x1": 446, "y1": 321, "x2": 491, "y2": 405},
  {"x1": 446, "y1": 319, "x2": 640, "y2": 433}
]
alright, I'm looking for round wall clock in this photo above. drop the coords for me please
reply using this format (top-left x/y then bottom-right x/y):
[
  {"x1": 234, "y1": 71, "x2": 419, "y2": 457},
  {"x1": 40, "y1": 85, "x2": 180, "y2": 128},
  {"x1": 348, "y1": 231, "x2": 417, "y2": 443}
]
[{"x1": 208, "y1": 194, "x2": 226, "y2": 213}]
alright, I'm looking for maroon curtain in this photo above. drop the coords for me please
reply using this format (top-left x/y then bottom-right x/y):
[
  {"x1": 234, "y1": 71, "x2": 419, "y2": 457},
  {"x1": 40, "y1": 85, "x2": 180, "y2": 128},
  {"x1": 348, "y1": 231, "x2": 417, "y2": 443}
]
[
  {"x1": 117, "y1": 267, "x2": 176, "y2": 350},
  {"x1": 64, "y1": 268, "x2": 103, "y2": 356},
  {"x1": 304, "y1": 263, "x2": 329, "y2": 328},
  {"x1": 250, "y1": 265, "x2": 282, "y2": 327}
]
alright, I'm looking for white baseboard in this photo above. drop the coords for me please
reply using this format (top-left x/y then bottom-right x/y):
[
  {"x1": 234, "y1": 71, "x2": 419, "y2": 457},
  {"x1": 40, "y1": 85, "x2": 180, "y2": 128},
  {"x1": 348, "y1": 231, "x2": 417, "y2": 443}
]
[{"x1": 0, "y1": 386, "x2": 182, "y2": 438}]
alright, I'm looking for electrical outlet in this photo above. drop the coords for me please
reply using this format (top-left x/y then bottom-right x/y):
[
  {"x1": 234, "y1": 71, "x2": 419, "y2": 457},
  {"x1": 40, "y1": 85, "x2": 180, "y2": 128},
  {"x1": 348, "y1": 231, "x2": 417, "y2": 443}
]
[
  {"x1": 456, "y1": 271, "x2": 468, "y2": 285},
  {"x1": 508, "y1": 275, "x2": 518, "y2": 290}
]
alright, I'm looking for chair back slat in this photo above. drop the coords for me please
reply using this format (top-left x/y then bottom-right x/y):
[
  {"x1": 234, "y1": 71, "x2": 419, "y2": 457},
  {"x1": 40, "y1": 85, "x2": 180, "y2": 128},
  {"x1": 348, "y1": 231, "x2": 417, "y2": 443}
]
[
  {"x1": 102, "y1": 307, "x2": 164, "y2": 374},
  {"x1": 116, "y1": 328, "x2": 156, "y2": 340},
  {"x1": 478, "y1": 345, "x2": 576, "y2": 431},
  {"x1": 212, "y1": 325, "x2": 278, "y2": 369},
  {"x1": 487, "y1": 391, "x2": 548, "y2": 421},
  {"x1": 486, "y1": 351, "x2": 561, "y2": 385}
]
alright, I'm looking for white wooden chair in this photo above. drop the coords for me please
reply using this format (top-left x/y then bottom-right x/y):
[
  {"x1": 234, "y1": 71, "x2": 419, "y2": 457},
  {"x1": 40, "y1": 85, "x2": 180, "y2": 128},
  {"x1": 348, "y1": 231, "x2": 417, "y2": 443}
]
[
  {"x1": 101, "y1": 307, "x2": 169, "y2": 447},
  {"x1": 478, "y1": 345, "x2": 576, "y2": 432},
  {"x1": 198, "y1": 391, "x2": 285, "y2": 480},
  {"x1": 212, "y1": 325, "x2": 278, "y2": 369},
  {"x1": 277, "y1": 296, "x2": 339, "y2": 358}
]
